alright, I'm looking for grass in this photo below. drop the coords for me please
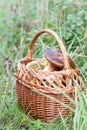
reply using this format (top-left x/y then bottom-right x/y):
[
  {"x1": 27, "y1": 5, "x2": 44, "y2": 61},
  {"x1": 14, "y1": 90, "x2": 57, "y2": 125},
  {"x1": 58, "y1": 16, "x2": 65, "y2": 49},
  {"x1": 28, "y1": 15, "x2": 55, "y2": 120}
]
[{"x1": 0, "y1": 0, "x2": 87, "y2": 129}]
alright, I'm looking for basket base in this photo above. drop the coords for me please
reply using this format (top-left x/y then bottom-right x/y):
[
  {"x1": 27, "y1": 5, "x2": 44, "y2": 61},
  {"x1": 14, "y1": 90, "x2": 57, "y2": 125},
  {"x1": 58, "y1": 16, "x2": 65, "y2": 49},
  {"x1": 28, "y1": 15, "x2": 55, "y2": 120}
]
[{"x1": 16, "y1": 81, "x2": 74, "y2": 122}]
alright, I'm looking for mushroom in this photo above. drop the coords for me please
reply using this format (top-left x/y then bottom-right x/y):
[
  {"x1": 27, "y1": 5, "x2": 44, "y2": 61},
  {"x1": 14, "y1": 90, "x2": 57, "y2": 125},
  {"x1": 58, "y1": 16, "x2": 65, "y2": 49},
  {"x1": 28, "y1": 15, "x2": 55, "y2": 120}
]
[
  {"x1": 44, "y1": 48, "x2": 75, "y2": 71},
  {"x1": 26, "y1": 60, "x2": 40, "y2": 69},
  {"x1": 44, "y1": 48, "x2": 64, "y2": 71},
  {"x1": 26, "y1": 59, "x2": 48, "y2": 70}
]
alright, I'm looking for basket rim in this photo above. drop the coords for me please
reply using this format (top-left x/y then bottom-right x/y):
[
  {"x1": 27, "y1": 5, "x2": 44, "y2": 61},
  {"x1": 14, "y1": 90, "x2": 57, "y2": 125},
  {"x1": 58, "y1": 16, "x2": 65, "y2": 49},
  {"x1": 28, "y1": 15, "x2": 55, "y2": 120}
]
[{"x1": 15, "y1": 57, "x2": 83, "y2": 95}]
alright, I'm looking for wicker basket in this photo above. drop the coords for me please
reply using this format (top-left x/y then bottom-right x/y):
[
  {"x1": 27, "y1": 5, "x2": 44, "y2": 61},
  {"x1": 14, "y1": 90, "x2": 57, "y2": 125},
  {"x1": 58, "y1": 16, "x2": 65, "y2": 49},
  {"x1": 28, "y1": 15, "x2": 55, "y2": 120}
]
[{"x1": 15, "y1": 29, "x2": 83, "y2": 122}]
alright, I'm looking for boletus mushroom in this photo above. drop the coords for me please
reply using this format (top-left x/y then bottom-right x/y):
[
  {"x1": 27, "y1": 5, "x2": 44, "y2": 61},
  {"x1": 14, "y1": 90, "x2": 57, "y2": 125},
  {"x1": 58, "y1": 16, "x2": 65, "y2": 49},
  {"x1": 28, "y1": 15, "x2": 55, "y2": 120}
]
[
  {"x1": 26, "y1": 59, "x2": 48, "y2": 70},
  {"x1": 44, "y1": 48, "x2": 75, "y2": 71},
  {"x1": 44, "y1": 48, "x2": 64, "y2": 71}
]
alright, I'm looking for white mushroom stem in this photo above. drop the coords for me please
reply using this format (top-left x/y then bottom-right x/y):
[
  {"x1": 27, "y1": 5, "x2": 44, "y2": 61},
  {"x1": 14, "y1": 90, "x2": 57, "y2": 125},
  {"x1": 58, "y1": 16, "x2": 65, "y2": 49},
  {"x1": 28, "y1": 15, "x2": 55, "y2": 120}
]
[{"x1": 44, "y1": 63, "x2": 58, "y2": 71}]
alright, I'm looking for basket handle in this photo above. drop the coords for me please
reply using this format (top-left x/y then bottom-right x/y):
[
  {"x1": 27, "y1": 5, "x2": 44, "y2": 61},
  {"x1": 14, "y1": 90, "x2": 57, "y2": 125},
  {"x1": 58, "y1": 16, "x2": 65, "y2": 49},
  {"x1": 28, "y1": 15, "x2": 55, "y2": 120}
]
[{"x1": 27, "y1": 29, "x2": 69, "y2": 69}]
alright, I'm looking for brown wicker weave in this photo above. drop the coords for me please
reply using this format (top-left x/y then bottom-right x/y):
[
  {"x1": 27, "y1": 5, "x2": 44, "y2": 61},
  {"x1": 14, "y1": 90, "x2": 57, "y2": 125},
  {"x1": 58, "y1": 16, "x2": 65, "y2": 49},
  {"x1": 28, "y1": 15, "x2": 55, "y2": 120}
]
[{"x1": 15, "y1": 29, "x2": 83, "y2": 122}]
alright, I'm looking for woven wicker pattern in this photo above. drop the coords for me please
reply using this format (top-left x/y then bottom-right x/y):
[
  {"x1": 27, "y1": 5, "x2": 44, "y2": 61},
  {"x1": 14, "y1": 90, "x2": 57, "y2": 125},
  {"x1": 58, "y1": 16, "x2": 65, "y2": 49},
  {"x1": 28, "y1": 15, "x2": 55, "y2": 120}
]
[{"x1": 15, "y1": 29, "x2": 83, "y2": 122}]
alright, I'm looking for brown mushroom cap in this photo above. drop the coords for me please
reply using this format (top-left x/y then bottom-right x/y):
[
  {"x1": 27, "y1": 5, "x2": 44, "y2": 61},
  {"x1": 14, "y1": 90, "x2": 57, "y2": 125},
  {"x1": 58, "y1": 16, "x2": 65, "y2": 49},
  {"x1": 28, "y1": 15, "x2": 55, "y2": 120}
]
[
  {"x1": 44, "y1": 48, "x2": 64, "y2": 69},
  {"x1": 44, "y1": 48, "x2": 76, "y2": 69}
]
